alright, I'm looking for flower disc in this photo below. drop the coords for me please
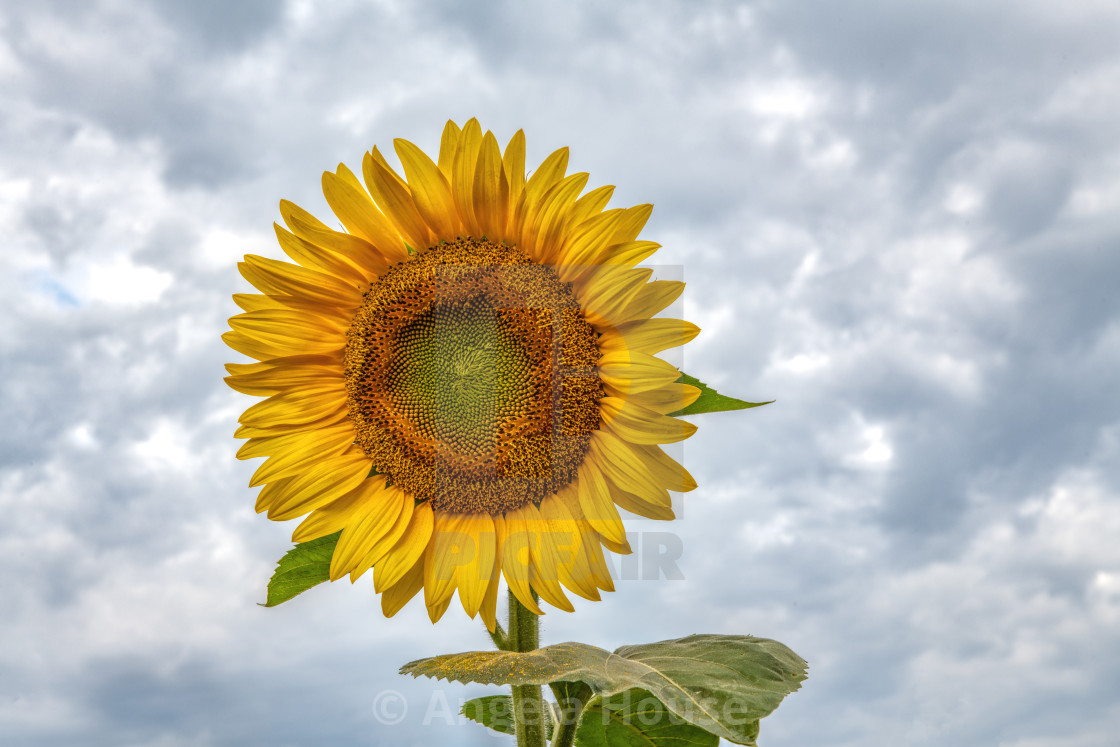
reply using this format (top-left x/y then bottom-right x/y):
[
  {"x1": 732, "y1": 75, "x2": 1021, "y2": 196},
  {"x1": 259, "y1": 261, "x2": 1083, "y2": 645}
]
[{"x1": 344, "y1": 237, "x2": 603, "y2": 514}]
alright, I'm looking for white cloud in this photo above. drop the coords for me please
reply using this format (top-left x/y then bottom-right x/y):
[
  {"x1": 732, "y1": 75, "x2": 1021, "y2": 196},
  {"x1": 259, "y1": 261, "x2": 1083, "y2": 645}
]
[
  {"x1": 79, "y1": 254, "x2": 173, "y2": 305},
  {"x1": 2, "y1": 1, "x2": 1119, "y2": 745},
  {"x1": 943, "y1": 183, "x2": 984, "y2": 215}
]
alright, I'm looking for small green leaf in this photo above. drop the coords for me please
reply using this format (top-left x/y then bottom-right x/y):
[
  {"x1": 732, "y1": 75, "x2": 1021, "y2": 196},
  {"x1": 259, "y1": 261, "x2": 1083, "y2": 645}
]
[
  {"x1": 401, "y1": 634, "x2": 807, "y2": 745},
  {"x1": 462, "y1": 695, "x2": 555, "y2": 738},
  {"x1": 262, "y1": 532, "x2": 339, "y2": 607},
  {"x1": 670, "y1": 372, "x2": 773, "y2": 416},
  {"x1": 462, "y1": 695, "x2": 516, "y2": 735},
  {"x1": 575, "y1": 688, "x2": 719, "y2": 747}
]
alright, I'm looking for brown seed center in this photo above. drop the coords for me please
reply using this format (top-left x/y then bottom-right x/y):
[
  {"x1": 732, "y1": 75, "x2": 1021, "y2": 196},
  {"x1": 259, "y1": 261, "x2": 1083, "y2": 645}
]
[{"x1": 343, "y1": 237, "x2": 603, "y2": 514}]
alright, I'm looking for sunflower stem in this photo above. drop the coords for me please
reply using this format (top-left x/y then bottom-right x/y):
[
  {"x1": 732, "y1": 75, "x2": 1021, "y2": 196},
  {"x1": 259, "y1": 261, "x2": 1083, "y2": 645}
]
[
  {"x1": 508, "y1": 589, "x2": 545, "y2": 747},
  {"x1": 488, "y1": 621, "x2": 510, "y2": 651}
]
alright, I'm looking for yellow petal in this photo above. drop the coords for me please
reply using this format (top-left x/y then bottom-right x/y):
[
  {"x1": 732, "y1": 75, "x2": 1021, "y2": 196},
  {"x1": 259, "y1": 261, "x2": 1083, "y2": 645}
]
[
  {"x1": 229, "y1": 301, "x2": 348, "y2": 347},
  {"x1": 426, "y1": 590, "x2": 454, "y2": 623},
  {"x1": 497, "y1": 512, "x2": 543, "y2": 615},
  {"x1": 227, "y1": 304, "x2": 345, "y2": 343},
  {"x1": 233, "y1": 408, "x2": 349, "y2": 439},
  {"x1": 623, "y1": 383, "x2": 702, "y2": 415},
  {"x1": 321, "y1": 168, "x2": 408, "y2": 264},
  {"x1": 607, "y1": 480, "x2": 675, "y2": 521},
  {"x1": 328, "y1": 476, "x2": 400, "y2": 580},
  {"x1": 532, "y1": 173, "x2": 590, "y2": 264},
  {"x1": 231, "y1": 293, "x2": 271, "y2": 314},
  {"x1": 456, "y1": 514, "x2": 497, "y2": 619},
  {"x1": 575, "y1": 462, "x2": 627, "y2": 547},
  {"x1": 621, "y1": 280, "x2": 686, "y2": 322},
  {"x1": 597, "y1": 240, "x2": 661, "y2": 267},
  {"x1": 598, "y1": 350, "x2": 683, "y2": 397},
  {"x1": 352, "y1": 489, "x2": 415, "y2": 581},
  {"x1": 517, "y1": 504, "x2": 573, "y2": 613},
  {"x1": 278, "y1": 198, "x2": 332, "y2": 232},
  {"x1": 600, "y1": 318, "x2": 701, "y2": 356},
  {"x1": 472, "y1": 131, "x2": 509, "y2": 240},
  {"x1": 631, "y1": 443, "x2": 698, "y2": 493},
  {"x1": 246, "y1": 422, "x2": 357, "y2": 487},
  {"x1": 557, "y1": 209, "x2": 624, "y2": 268},
  {"x1": 577, "y1": 266, "x2": 651, "y2": 328},
  {"x1": 363, "y1": 149, "x2": 433, "y2": 251},
  {"x1": 279, "y1": 203, "x2": 386, "y2": 283},
  {"x1": 225, "y1": 356, "x2": 343, "y2": 397},
  {"x1": 238, "y1": 255, "x2": 361, "y2": 310},
  {"x1": 272, "y1": 222, "x2": 373, "y2": 289},
  {"x1": 238, "y1": 387, "x2": 347, "y2": 429},
  {"x1": 522, "y1": 147, "x2": 569, "y2": 204},
  {"x1": 232, "y1": 290, "x2": 352, "y2": 328},
  {"x1": 568, "y1": 184, "x2": 614, "y2": 226},
  {"x1": 226, "y1": 353, "x2": 339, "y2": 378},
  {"x1": 374, "y1": 501, "x2": 434, "y2": 592},
  {"x1": 381, "y1": 556, "x2": 424, "y2": 618},
  {"x1": 263, "y1": 449, "x2": 372, "y2": 521},
  {"x1": 589, "y1": 431, "x2": 672, "y2": 509},
  {"x1": 437, "y1": 120, "x2": 462, "y2": 178},
  {"x1": 292, "y1": 483, "x2": 369, "y2": 543},
  {"x1": 539, "y1": 491, "x2": 600, "y2": 601},
  {"x1": 563, "y1": 496, "x2": 626, "y2": 581},
  {"x1": 223, "y1": 330, "x2": 290, "y2": 362},
  {"x1": 502, "y1": 129, "x2": 527, "y2": 228},
  {"x1": 394, "y1": 138, "x2": 460, "y2": 238},
  {"x1": 599, "y1": 396, "x2": 697, "y2": 445},
  {"x1": 608, "y1": 203, "x2": 653, "y2": 244},
  {"x1": 228, "y1": 296, "x2": 351, "y2": 326},
  {"x1": 452, "y1": 118, "x2": 483, "y2": 236},
  {"x1": 478, "y1": 558, "x2": 503, "y2": 633},
  {"x1": 424, "y1": 512, "x2": 469, "y2": 619},
  {"x1": 584, "y1": 533, "x2": 616, "y2": 592},
  {"x1": 511, "y1": 146, "x2": 568, "y2": 247}
]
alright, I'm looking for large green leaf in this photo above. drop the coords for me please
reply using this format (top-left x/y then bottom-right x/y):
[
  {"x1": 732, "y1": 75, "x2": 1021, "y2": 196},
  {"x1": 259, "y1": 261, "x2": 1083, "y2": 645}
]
[
  {"x1": 461, "y1": 695, "x2": 555, "y2": 738},
  {"x1": 670, "y1": 372, "x2": 773, "y2": 416},
  {"x1": 460, "y1": 687, "x2": 717, "y2": 746},
  {"x1": 576, "y1": 688, "x2": 719, "y2": 746},
  {"x1": 401, "y1": 634, "x2": 807, "y2": 745},
  {"x1": 262, "y1": 532, "x2": 339, "y2": 607}
]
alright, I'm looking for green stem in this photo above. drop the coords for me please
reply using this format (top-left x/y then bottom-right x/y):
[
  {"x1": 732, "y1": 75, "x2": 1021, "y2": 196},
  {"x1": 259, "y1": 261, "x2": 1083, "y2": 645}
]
[
  {"x1": 488, "y1": 620, "x2": 510, "y2": 651},
  {"x1": 549, "y1": 682, "x2": 592, "y2": 747},
  {"x1": 508, "y1": 589, "x2": 545, "y2": 747},
  {"x1": 550, "y1": 716, "x2": 578, "y2": 747}
]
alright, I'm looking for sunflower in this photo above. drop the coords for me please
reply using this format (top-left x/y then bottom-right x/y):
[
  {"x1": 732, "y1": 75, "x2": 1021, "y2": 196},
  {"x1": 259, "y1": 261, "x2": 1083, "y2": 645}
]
[{"x1": 224, "y1": 119, "x2": 701, "y2": 630}]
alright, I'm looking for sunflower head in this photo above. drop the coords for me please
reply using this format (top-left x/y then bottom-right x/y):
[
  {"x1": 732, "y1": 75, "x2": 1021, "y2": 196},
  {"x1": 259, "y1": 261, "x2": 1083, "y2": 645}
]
[{"x1": 224, "y1": 119, "x2": 701, "y2": 629}]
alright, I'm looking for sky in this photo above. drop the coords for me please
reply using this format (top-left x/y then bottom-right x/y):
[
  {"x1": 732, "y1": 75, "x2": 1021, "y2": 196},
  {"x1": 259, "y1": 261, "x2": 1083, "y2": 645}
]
[{"x1": 2, "y1": 0, "x2": 1119, "y2": 745}]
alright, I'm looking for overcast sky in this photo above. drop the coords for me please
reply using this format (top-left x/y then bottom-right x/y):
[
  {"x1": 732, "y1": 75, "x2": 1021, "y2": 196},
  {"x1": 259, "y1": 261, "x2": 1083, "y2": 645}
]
[{"x1": 2, "y1": 1, "x2": 1119, "y2": 745}]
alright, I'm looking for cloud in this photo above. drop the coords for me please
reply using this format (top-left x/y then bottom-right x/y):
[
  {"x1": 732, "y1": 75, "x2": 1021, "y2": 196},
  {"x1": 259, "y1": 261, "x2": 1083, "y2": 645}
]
[{"x1": 2, "y1": 1, "x2": 1118, "y2": 745}]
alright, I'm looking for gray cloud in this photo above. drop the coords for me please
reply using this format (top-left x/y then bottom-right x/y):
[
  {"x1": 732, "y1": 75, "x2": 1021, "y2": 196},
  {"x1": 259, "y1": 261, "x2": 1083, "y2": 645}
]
[{"x1": 2, "y1": 0, "x2": 1118, "y2": 745}]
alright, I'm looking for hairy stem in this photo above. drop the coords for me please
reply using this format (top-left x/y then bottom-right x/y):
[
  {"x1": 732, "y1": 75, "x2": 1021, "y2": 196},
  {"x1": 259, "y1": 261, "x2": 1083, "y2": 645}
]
[
  {"x1": 509, "y1": 590, "x2": 545, "y2": 747},
  {"x1": 488, "y1": 620, "x2": 510, "y2": 651},
  {"x1": 549, "y1": 681, "x2": 592, "y2": 747}
]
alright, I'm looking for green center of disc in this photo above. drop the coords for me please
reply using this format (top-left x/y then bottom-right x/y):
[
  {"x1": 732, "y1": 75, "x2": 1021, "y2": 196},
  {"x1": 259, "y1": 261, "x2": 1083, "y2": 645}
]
[{"x1": 388, "y1": 295, "x2": 531, "y2": 453}]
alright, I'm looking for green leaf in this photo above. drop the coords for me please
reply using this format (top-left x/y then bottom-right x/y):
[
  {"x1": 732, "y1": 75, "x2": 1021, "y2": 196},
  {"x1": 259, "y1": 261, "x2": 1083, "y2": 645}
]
[
  {"x1": 461, "y1": 695, "x2": 555, "y2": 738},
  {"x1": 575, "y1": 688, "x2": 719, "y2": 746},
  {"x1": 262, "y1": 532, "x2": 339, "y2": 607},
  {"x1": 552, "y1": 679, "x2": 595, "y2": 725},
  {"x1": 670, "y1": 372, "x2": 773, "y2": 416},
  {"x1": 462, "y1": 695, "x2": 516, "y2": 735},
  {"x1": 401, "y1": 634, "x2": 807, "y2": 745}
]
